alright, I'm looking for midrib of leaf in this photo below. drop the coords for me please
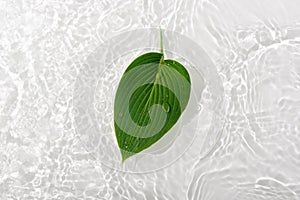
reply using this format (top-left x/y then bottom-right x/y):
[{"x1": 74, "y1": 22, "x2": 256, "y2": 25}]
[
  {"x1": 121, "y1": 60, "x2": 166, "y2": 163},
  {"x1": 130, "y1": 58, "x2": 165, "y2": 140},
  {"x1": 129, "y1": 29, "x2": 165, "y2": 142}
]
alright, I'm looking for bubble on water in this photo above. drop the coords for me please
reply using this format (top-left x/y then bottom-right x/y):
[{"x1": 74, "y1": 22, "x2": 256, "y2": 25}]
[{"x1": 197, "y1": 104, "x2": 202, "y2": 111}]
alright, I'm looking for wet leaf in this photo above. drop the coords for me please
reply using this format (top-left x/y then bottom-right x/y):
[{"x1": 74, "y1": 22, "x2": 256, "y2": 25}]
[{"x1": 114, "y1": 31, "x2": 191, "y2": 163}]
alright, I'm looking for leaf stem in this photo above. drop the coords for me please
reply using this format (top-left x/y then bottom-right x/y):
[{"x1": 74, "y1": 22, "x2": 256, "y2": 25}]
[
  {"x1": 159, "y1": 27, "x2": 164, "y2": 64},
  {"x1": 160, "y1": 27, "x2": 164, "y2": 55}
]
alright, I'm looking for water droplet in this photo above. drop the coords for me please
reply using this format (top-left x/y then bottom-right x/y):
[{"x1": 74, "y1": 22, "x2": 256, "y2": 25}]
[{"x1": 163, "y1": 102, "x2": 170, "y2": 112}]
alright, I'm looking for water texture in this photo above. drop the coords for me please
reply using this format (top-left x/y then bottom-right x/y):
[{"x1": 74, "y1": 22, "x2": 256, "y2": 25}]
[{"x1": 1, "y1": 0, "x2": 300, "y2": 199}]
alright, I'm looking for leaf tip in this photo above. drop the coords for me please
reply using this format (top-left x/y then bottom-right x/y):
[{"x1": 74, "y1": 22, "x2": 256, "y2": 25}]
[
  {"x1": 121, "y1": 157, "x2": 126, "y2": 165},
  {"x1": 120, "y1": 149, "x2": 135, "y2": 164}
]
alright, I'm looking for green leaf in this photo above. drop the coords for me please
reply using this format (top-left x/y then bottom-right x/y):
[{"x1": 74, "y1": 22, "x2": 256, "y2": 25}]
[{"x1": 114, "y1": 32, "x2": 191, "y2": 163}]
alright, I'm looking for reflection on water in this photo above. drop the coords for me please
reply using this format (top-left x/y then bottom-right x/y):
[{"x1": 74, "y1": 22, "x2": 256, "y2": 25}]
[{"x1": 1, "y1": 0, "x2": 300, "y2": 199}]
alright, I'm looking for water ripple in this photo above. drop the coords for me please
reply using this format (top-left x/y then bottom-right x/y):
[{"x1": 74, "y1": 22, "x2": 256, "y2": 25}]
[{"x1": 1, "y1": 0, "x2": 300, "y2": 199}]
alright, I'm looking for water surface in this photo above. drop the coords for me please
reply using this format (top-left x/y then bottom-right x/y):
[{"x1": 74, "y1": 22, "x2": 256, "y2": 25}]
[{"x1": 0, "y1": 0, "x2": 300, "y2": 199}]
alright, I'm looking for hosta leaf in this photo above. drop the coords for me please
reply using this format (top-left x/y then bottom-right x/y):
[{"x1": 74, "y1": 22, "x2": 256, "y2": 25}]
[{"x1": 114, "y1": 32, "x2": 191, "y2": 163}]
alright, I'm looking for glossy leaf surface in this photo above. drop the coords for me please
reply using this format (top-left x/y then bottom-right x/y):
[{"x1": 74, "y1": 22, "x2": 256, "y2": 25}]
[{"x1": 114, "y1": 52, "x2": 191, "y2": 162}]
